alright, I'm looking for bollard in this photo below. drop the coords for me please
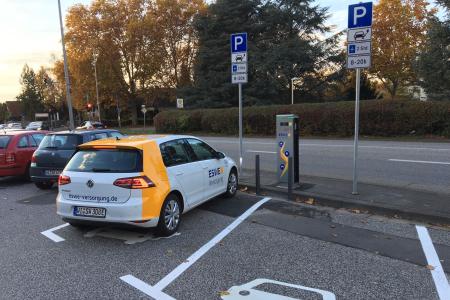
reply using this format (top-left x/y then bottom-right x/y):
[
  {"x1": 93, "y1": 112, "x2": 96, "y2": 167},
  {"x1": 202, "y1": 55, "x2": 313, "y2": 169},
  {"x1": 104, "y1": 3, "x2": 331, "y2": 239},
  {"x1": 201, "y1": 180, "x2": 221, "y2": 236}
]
[
  {"x1": 288, "y1": 157, "x2": 293, "y2": 200},
  {"x1": 255, "y1": 155, "x2": 261, "y2": 195}
]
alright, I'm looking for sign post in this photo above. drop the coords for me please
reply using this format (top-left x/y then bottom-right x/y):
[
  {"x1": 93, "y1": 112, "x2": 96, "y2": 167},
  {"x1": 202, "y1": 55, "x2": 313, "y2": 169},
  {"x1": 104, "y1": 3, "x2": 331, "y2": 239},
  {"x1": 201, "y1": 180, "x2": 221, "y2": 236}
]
[
  {"x1": 347, "y1": 2, "x2": 373, "y2": 195},
  {"x1": 231, "y1": 33, "x2": 248, "y2": 172},
  {"x1": 141, "y1": 105, "x2": 147, "y2": 129}
]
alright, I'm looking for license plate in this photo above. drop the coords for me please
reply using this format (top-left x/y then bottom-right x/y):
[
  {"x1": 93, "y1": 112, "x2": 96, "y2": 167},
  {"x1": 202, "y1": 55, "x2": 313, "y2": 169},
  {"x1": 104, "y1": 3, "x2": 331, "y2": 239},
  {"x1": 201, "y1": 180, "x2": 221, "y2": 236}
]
[
  {"x1": 45, "y1": 169, "x2": 62, "y2": 176},
  {"x1": 73, "y1": 206, "x2": 106, "y2": 218}
]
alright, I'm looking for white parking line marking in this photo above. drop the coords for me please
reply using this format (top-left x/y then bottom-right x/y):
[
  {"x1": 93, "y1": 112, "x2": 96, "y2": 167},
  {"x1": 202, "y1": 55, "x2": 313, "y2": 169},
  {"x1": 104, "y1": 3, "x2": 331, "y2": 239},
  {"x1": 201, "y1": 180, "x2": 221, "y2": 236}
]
[
  {"x1": 121, "y1": 197, "x2": 271, "y2": 298},
  {"x1": 416, "y1": 225, "x2": 450, "y2": 300},
  {"x1": 120, "y1": 275, "x2": 176, "y2": 300},
  {"x1": 389, "y1": 159, "x2": 450, "y2": 166},
  {"x1": 247, "y1": 150, "x2": 276, "y2": 154},
  {"x1": 41, "y1": 223, "x2": 70, "y2": 243}
]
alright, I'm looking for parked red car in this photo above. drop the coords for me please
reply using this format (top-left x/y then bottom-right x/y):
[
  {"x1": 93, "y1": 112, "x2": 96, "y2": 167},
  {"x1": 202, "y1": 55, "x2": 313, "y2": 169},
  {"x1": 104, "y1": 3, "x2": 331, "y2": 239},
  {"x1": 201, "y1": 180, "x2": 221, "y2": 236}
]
[{"x1": 0, "y1": 131, "x2": 48, "y2": 180}]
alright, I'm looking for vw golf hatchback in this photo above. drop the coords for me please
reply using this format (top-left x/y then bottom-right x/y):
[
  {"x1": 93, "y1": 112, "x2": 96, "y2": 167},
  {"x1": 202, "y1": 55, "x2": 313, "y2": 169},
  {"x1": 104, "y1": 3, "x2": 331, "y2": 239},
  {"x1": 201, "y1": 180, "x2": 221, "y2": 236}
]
[{"x1": 56, "y1": 135, "x2": 238, "y2": 236}]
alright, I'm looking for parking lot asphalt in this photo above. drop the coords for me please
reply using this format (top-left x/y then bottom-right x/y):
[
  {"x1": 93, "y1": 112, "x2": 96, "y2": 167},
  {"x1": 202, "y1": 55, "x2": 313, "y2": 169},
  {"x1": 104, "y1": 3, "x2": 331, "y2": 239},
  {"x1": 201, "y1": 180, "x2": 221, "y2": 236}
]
[{"x1": 1, "y1": 177, "x2": 450, "y2": 299}]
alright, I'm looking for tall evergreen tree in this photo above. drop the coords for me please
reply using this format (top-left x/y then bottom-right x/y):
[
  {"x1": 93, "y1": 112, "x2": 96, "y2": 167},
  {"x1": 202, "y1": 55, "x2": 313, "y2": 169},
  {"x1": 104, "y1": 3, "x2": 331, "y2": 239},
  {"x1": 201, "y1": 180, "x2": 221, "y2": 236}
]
[
  {"x1": 182, "y1": 0, "x2": 339, "y2": 107},
  {"x1": 416, "y1": 2, "x2": 450, "y2": 100}
]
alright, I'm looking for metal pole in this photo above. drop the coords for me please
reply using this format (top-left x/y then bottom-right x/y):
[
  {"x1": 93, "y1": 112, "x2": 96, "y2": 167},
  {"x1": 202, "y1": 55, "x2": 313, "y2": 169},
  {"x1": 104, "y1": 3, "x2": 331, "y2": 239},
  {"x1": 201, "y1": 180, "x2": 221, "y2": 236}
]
[
  {"x1": 291, "y1": 78, "x2": 294, "y2": 105},
  {"x1": 116, "y1": 95, "x2": 121, "y2": 128},
  {"x1": 93, "y1": 59, "x2": 101, "y2": 122},
  {"x1": 144, "y1": 113, "x2": 146, "y2": 129},
  {"x1": 288, "y1": 156, "x2": 293, "y2": 200},
  {"x1": 238, "y1": 83, "x2": 243, "y2": 173},
  {"x1": 255, "y1": 154, "x2": 260, "y2": 195},
  {"x1": 352, "y1": 68, "x2": 361, "y2": 195},
  {"x1": 58, "y1": 0, "x2": 74, "y2": 131}
]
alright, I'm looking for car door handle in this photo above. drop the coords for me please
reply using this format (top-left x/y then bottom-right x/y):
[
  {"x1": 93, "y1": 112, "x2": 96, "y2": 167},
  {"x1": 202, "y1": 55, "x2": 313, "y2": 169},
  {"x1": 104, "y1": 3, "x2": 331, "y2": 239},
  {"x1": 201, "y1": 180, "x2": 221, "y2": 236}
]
[
  {"x1": 203, "y1": 166, "x2": 208, "y2": 169},
  {"x1": 176, "y1": 172, "x2": 184, "y2": 176}
]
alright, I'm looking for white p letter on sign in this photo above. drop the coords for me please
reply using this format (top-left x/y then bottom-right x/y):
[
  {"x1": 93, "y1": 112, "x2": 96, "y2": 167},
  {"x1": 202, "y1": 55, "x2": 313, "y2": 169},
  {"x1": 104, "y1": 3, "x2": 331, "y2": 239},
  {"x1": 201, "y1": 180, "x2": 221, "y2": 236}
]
[
  {"x1": 354, "y1": 7, "x2": 367, "y2": 26},
  {"x1": 234, "y1": 36, "x2": 243, "y2": 51}
]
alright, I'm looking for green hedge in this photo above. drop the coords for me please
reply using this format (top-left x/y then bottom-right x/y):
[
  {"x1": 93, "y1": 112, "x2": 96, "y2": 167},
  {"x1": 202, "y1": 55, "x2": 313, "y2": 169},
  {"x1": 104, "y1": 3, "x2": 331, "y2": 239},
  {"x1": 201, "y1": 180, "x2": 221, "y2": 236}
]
[{"x1": 154, "y1": 100, "x2": 450, "y2": 137}]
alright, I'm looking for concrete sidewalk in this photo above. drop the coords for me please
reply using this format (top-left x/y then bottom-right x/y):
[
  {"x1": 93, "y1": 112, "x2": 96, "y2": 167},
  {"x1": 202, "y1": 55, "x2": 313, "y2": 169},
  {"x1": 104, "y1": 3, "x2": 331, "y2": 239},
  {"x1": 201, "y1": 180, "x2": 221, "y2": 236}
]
[{"x1": 239, "y1": 169, "x2": 450, "y2": 226}]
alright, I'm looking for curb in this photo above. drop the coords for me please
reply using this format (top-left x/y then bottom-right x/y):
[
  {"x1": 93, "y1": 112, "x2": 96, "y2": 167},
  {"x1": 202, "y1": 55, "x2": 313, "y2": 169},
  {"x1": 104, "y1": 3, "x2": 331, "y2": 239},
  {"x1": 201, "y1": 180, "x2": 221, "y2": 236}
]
[{"x1": 239, "y1": 181, "x2": 450, "y2": 227}]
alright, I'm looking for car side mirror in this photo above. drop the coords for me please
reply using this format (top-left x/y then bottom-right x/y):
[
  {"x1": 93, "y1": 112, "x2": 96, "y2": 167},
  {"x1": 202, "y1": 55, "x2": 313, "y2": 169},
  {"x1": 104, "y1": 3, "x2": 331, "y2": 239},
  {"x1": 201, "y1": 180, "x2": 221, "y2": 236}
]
[{"x1": 215, "y1": 152, "x2": 225, "y2": 159}]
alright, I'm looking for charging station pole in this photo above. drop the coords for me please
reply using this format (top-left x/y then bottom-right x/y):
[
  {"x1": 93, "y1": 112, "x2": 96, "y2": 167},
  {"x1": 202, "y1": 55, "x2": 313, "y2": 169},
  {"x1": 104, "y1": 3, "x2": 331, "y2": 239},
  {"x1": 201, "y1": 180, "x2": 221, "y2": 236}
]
[{"x1": 231, "y1": 33, "x2": 248, "y2": 173}]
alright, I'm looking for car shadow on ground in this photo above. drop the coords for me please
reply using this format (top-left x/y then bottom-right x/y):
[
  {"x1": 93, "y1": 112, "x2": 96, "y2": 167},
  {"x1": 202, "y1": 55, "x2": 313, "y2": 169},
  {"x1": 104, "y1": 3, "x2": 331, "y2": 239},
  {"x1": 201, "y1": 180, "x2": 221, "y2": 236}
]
[{"x1": 0, "y1": 176, "x2": 30, "y2": 188}]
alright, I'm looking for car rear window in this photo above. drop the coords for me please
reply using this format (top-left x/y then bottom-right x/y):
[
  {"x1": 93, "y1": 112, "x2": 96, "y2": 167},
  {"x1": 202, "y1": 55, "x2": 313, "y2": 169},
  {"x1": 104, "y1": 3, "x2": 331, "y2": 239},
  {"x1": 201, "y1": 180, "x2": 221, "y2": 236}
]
[
  {"x1": 65, "y1": 149, "x2": 142, "y2": 173},
  {"x1": 0, "y1": 136, "x2": 11, "y2": 149},
  {"x1": 39, "y1": 134, "x2": 80, "y2": 150}
]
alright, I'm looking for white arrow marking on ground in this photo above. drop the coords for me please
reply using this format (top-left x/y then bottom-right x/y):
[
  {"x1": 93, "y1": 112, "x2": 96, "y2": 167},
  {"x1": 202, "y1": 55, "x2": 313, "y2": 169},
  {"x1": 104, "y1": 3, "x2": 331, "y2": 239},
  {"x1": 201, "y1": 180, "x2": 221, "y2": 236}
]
[{"x1": 41, "y1": 223, "x2": 70, "y2": 242}]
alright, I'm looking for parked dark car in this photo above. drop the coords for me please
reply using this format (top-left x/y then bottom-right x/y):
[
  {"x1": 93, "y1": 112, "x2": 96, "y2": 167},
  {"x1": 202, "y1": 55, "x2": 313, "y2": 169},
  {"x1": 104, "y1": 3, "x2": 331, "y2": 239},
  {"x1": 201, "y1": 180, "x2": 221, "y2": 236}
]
[
  {"x1": 30, "y1": 129, "x2": 123, "y2": 189},
  {"x1": 0, "y1": 131, "x2": 48, "y2": 180}
]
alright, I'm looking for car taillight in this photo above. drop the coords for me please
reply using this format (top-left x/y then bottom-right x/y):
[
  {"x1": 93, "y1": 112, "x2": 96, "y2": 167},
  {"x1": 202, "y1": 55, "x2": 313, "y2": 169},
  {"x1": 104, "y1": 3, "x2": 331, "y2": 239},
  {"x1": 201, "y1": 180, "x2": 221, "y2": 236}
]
[
  {"x1": 5, "y1": 153, "x2": 15, "y2": 163},
  {"x1": 58, "y1": 175, "x2": 71, "y2": 185},
  {"x1": 31, "y1": 155, "x2": 37, "y2": 167},
  {"x1": 113, "y1": 176, "x2": 155, "y2": 189}
]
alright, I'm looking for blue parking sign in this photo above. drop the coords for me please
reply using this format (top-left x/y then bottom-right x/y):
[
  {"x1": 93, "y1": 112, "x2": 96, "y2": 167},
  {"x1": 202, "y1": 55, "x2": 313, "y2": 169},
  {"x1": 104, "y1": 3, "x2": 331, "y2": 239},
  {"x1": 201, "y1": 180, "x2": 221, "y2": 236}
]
[
  {"x1": 348, "y1": 2, "x2": 372, "y2": 28},
  {"x1": 231, "y1": 33, "x2": 247, "y2": 53}
]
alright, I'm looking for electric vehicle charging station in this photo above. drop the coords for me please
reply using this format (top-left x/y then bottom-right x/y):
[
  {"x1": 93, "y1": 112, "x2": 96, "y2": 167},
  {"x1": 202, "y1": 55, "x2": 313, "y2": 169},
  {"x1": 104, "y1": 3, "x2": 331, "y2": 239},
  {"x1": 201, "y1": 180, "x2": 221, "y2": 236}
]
[{"x1": 276, "y1": 114, "x2": 299, "y2": 183}]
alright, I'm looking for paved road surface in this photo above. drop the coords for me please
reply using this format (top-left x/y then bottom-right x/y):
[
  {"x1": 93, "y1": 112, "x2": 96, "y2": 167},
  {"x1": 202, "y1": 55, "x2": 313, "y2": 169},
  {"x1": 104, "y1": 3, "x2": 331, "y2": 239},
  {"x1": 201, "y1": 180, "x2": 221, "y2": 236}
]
[{"x1": 202, "y1": 137, "x2": 450, "y2": 195}]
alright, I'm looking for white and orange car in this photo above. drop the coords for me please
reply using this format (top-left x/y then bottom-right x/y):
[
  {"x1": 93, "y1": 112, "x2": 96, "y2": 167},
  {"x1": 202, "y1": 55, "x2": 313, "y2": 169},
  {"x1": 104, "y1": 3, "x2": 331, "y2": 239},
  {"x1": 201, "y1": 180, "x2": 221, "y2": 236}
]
[{"x1": 56, "y1": 135, "x2": 238, "y2": 236}]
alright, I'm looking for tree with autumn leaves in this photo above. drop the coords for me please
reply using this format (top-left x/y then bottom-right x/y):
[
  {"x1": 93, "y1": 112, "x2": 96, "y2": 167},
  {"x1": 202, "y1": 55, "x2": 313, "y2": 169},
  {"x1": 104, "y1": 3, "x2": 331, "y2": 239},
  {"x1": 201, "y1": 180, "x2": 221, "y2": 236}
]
[
  {"x1": 371, "y1": 0, "x2": 436, "y2": 100},
  {"x1": 53, "y1": 0, "x2": 205, "y2": 125},
  {"x1": 18, "y1": 0, "x2": 445, "y2": 126}
]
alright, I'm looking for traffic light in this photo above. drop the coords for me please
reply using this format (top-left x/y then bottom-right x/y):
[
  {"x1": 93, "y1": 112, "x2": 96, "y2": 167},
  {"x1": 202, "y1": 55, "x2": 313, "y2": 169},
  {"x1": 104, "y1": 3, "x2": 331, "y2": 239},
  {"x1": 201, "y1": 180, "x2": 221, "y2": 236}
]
[{"x1": 87, "y1": 103, "x2": 93, "y2": 110}]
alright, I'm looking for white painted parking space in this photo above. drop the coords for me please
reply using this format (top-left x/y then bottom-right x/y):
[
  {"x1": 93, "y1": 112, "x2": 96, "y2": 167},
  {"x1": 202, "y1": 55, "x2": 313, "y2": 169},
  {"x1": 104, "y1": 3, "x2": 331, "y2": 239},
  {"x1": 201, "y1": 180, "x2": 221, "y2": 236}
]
[
  {"x1": 121, "y1": 197, "x2": 271, "y2": 299},
  {"x1": 416, "y1": 225, "x2": 450, "y2": 300}
]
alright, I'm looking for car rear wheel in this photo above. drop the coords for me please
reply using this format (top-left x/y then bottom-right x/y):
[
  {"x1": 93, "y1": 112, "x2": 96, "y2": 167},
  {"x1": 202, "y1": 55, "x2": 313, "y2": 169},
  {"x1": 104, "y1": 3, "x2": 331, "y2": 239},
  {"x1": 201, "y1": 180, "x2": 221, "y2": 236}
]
[
  {"x1": 224, "y1": 170, "x2": 238, "y2": 198},
  {"x1": 35, "y1": 182, "x2": 53, "y2": 190},
  {"x1": 157, "y1": 194, "x2": 181, "y2": 236}
]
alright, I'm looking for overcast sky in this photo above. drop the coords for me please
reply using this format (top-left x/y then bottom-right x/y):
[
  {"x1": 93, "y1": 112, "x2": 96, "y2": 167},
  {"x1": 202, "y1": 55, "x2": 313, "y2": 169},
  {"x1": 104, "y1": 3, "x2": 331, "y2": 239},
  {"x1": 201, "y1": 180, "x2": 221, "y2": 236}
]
[{"x1": 0, "y1": 0, "x2": 442, "y2": 102}]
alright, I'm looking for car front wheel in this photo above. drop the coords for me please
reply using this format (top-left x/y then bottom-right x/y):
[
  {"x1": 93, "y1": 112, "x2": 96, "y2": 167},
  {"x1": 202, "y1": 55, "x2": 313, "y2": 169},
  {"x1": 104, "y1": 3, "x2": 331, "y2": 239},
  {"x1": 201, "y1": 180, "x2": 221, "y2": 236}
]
[
  {"x1": 224, "y1": 170, "x2": 238, "y2": 198},
  {"x1": 157, "y1": 194, "x2": 181, "y2": 236}
]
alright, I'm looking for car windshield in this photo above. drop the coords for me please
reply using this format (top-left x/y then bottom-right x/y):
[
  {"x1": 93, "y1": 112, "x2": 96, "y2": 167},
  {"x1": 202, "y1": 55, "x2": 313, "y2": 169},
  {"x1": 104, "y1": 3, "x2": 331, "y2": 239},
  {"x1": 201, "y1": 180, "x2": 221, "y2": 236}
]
[
  {"x1": 0, "y1": 136, "x2": 11, "y2": 149},
  {"x1": 65, "y1": 149, "x2": 142, "y2": 173},
  {"x1": 39, "y1": 134, "x2": 79, "y2": 150}
]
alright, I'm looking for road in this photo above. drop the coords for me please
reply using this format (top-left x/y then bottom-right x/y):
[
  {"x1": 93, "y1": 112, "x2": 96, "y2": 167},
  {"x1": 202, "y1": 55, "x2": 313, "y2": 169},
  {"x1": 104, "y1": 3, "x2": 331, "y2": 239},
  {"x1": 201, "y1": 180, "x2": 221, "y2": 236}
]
[
  {"x1": 202, "y1": 137, "x2": 450, "y2": 195},
  {"x1": 1, "y1": 177, "x2": 450, "y2": 299}
]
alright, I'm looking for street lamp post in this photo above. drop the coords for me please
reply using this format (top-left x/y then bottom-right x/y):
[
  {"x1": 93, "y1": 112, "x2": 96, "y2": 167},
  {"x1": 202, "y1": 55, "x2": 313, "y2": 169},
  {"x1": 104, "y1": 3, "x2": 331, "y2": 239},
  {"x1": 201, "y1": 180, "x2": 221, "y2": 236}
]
[
  {"x1": 57, "y1": 0, "x2": 75, "y2": 130},
  {"x1": 291, "y1": 77, "x2": 300, "y2": 105},
  {"x1": 92, "y1": 51, "x2": 101, "y2": 122}
]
